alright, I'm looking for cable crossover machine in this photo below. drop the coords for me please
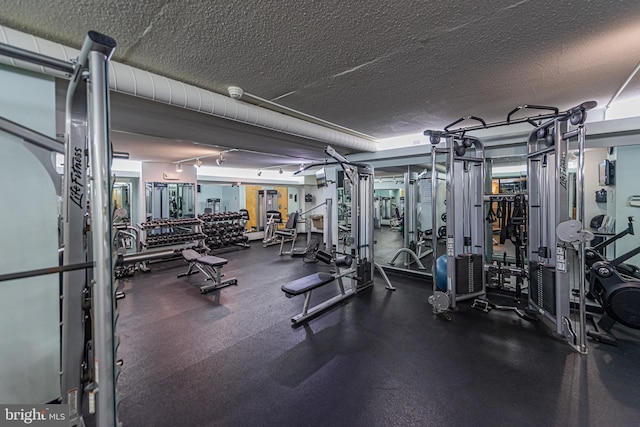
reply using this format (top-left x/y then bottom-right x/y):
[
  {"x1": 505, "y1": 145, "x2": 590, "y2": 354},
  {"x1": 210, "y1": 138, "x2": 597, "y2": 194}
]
[{"x1": 425, "y1": 101, "x2": 597, "y2": 353}]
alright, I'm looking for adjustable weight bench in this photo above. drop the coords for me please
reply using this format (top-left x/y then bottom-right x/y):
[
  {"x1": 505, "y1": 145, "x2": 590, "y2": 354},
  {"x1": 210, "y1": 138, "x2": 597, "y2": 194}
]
[
  {"x1": 281, "y1": 251, "x2": 354, "y2": 325},
  {"x1": 178, "y1": 249, "x2": 237, "y2": 294}
]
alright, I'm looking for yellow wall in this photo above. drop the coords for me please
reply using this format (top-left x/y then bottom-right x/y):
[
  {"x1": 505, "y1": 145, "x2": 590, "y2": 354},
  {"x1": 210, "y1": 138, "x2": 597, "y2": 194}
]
[
  {"x1": 245, "y1": 185, "x2": 261, "y2": 230},
  {"x1": 244, "y1": 186, "x2": 290, "y2": 230}
]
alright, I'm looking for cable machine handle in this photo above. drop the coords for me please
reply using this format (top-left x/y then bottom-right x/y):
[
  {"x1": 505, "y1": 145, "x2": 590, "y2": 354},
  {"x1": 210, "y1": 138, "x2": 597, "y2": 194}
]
[
  {"x1": 506, "y1": 105, "x2": 559, "y2": 124},
  {"x1": 444, "y1": 115, "x2": 487, "y2": 134},
  {"x1": 299, "y1": 200, "x2": 327, "y2": 216}
]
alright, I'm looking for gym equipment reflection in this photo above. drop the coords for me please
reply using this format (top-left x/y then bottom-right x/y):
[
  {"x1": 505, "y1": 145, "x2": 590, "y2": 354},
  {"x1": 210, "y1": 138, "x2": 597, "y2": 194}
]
[
  {"x1": 375, "y1": 167, "x2": 446, "y2": 275},
  {"x1": 145, "y1": 182, "x2": 195, "y2": 219},
  {"x1": 112, "y1": 181, "x2": 132, "y2": 221}
]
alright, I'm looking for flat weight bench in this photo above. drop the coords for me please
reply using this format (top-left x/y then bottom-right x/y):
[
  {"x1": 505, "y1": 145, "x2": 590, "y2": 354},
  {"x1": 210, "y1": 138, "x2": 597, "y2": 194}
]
[
  {"x1": 178, "y1": 249, "x2": 238, "y2": 294},
  {"x1": 281, "y1": 251, "x2": 354, "y2": 325}
]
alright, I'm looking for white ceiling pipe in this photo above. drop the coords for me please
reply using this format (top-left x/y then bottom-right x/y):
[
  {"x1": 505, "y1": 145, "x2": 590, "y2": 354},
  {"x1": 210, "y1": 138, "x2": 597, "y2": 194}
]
[{"x1": 0, "y1": 25, "x2": 377, "y2": 153}]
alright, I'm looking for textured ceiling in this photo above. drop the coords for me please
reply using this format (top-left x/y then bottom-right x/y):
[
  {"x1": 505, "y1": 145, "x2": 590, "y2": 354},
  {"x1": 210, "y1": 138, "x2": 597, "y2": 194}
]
[{"x1": 3, "y1": 0, "x2": 640, "y2": 166}]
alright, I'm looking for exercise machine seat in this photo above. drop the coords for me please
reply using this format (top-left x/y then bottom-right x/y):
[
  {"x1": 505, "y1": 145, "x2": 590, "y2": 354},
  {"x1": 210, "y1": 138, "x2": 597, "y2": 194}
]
[
  {"x1": 275, "y1": 212, "x2": 298, "y2": 236},
  {"x1": 281, "y1": 272, "x2": 335, "y2": 296}
]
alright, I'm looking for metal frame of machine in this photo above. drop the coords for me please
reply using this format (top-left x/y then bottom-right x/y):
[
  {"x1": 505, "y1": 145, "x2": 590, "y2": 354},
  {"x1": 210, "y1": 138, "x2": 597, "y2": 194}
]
[
  {"x1": 527, "y1": 102, "x2": 596, "y2": 353},
  {"x1": 0, "y1": 32, "x2": 120, "y2": 425},
  {"x1": 424, "y1": 102, "x2": 596, "y2": 353},
  {"x1": 427, "y1": 131, "x2": 486, "y2": 312}
]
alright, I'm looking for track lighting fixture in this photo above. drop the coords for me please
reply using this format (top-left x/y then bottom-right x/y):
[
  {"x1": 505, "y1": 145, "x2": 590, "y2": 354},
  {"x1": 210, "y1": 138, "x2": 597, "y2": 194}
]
[
  {"x1": 194, "y1": 158, "x2": 202, "y2": 168},
  {"x1": 176, "y1": 163, "x2": 182, "y2": 172},
  {"x1": 257, "y1": 169, "x2": 262, "y2": 176},
  {"x1": 216, "y1": 153, "x2": 226, "y2": 166},
  {"x1": 279, "y1": 167, "x2": 283, "y2": 174}
]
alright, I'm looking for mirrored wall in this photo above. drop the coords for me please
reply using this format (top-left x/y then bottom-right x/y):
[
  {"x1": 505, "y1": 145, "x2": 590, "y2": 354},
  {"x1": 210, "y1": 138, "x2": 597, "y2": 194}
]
[
  {"x1": 374, "y1": 164, "x2": 446, "y2": 276},
  {"x1": 372, "y1": 142, "x2": 640, "y2": 281},
  {"x1": 197, "y1": 183, "x2": 302, "y2": 232},
  {"x1": 145, "y1": 182, "x2": 195, "y2": 220}
]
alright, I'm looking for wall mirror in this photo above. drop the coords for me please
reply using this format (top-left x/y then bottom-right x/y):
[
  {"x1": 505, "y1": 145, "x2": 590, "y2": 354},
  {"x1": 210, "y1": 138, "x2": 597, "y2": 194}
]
[
  {"x1": 197, "y1": 183, "x2": 301, "y2": 233},
  {"x1": 145, "y1": 182, "x2": 195, "y2": 220}
]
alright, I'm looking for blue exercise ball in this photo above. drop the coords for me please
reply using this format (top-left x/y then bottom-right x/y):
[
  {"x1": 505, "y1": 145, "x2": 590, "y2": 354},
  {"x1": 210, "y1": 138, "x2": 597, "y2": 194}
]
[{"x1": 435, "y1": 255, "x2": 447, "y2": 291}]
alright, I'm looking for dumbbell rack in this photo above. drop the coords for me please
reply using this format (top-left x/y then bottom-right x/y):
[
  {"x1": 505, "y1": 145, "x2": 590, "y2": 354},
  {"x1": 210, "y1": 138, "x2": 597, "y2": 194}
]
[
  {"x1": 199, "y1": 212, "x2": 250, "y2": 252},
  {"x1": 139, "y1": 218, "x2": 207, "y2": 249}
]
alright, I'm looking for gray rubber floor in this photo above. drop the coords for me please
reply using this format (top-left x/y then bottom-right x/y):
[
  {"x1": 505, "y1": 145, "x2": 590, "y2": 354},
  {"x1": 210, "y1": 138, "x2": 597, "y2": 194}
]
[{"x1": 115, "y1": 240, "x2": 640, "y2": 427}]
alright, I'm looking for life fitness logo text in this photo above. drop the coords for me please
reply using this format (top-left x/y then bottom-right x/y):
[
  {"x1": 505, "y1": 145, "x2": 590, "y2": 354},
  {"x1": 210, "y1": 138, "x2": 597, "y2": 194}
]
[{"x1": 2, "y1": 406, "x2": 66, "y2": 425}]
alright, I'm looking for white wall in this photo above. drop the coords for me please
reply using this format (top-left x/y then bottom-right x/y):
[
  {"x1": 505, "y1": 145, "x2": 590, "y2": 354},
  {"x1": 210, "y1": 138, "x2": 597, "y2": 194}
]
[
  {"x1": 141, "y1": 162, "x2": 197, "y2": 183},
  {"x1": 221, "y1": 186, "x2": 240, "y2": 212},
  {"x1": 615, "y1": 144, "x2": 640, "y2": 265},
  {"x1": 198, "y1": 183, "x2": 223, "y2": 213},
  {"x1": 0, "y1": 65, "x2": 59, "y2": 403}
]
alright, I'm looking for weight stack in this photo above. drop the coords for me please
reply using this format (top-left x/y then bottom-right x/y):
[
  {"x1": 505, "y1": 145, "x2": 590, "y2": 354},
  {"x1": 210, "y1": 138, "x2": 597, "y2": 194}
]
[
  {"x1": 455, "y1": 254, "x2": 483, "y2": 294},
  {"x1": 529, "y1": 262, "x2": 556, "y2": 315},
  {"x1": 356, "y1": 260, "x2": 373, "y2": 288}
]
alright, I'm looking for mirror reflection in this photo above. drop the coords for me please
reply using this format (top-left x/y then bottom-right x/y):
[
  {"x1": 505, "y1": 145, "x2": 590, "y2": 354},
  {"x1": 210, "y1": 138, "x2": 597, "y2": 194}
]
[
  {"x1": 145, "y1": 182, "x2": 195, "y2": 220},
  {"x1": 374, "y1": 164, "x2": 447, "y2": 275},
  {"x1": 112, "y1": 182, "x2": 132, "y2": 222},
  {"x1": 196, "y1": 183, "x2": 301, "y2": 235}
]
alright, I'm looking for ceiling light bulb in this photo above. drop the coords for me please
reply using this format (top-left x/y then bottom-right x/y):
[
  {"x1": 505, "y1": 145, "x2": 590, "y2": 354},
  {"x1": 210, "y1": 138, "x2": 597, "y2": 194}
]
[
  {"x1": 257, "y1": 170, "x2": 262, "y2": 176},
  {"x1": 216, "y1": 158, "x2": 222, "y2": 166},
  {"x1": 279, "y1": 167, "x2": 283, "y2": 174},
  {"x1": 299, "y1": 163, "x2": 304, "y2": 171},
  {"x1": 176, "y1": 163, "x2": 182, "y2": 172}
]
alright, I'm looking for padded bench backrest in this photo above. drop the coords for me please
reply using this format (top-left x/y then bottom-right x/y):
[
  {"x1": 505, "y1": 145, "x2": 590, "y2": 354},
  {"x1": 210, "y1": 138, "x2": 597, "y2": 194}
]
[
  {"x1": 182, "y1": 249, "x2": 202, "y2": 261},
  {"x1": 267, "y1": 210, "x2": 282, "y2": 223},
  {"x1": 284, "y1": 212, "x2": 298, "y2": 229}
]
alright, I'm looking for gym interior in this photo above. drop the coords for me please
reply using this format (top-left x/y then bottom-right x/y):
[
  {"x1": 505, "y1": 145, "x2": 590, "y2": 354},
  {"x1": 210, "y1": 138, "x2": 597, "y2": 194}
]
[{"x1": 1, "y1": 2, "x2": 640, "y2": 426}]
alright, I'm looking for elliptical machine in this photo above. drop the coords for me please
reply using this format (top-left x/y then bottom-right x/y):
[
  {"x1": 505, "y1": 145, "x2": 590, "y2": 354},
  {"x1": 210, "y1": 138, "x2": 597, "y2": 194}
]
[
  {"x1": 585, "y1": 216, "x2": 640, "y2": 279},
  {"x1": 587, "y1": 244, "x2": 640, "y2": 345}
]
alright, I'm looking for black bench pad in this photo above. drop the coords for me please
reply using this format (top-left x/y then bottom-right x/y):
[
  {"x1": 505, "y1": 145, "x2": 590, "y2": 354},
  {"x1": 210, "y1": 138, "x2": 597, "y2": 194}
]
[
  {"x1": 282, "y1": 272, "x2": 335, "y2": 296},
  {"x1": 198, "y1": 255, "x2": 228, "y2": 267},
  {"x1": 182, "y1": 249, "x2": 228, "y2": 267}
]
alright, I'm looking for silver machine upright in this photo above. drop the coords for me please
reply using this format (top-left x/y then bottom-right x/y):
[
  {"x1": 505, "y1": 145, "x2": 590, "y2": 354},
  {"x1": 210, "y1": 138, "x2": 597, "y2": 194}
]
[
  {"x1": 425, "y1": 126, "x2": 486, "y2": 312},
  {"x1": 324, "y1": 145, "x2": 376, "y2": 289},
  {"x1": 527, "y1": 101, "x2": 597, "y2": 353},
  {"x1": 0, "y1": 32, "x2": 122, "y2": 425}
]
